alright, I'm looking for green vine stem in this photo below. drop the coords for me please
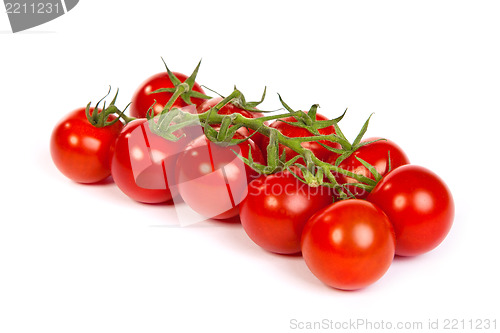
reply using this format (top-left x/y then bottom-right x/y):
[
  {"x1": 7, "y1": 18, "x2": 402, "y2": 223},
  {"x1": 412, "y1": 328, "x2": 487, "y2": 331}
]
[
  {"x1": 151, "y1": 88, "x2": 377, "y2": 193},
  {"x1": 86, "y1": 62, "x2": 381, "y2": 199}
]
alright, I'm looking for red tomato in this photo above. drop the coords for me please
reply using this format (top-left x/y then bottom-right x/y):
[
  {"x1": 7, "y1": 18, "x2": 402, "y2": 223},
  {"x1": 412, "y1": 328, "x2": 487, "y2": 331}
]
[
  {"x1": 240, "y1": 170, "x2": 333, "y2": 254},
  {"x1": 367, "y1": 165, "x2": 454, "y2": 256},
  {"x1": 129, "y1": 72, "x2": 206, "y2": 118},
  {"x1": 330, "y1": 137, "x2": 410, "y2": 199},
  {"x1": 175, "y1": 133, "x2": 265, "y2": 220},
  {"x1": 111, "y1": 119, "x2": 189, "y2": 203},
  {"x1": 260, "y1": 112, "x2": 340, "y2": 163},
  {"x1": 301, "y1": 199, "x2": 396, "y2": 290},
  {"x1": 197, "y1": 97, "x2": 268, "y2": 148},
  {"x1": 50, "y1": 108, "x2": 123, "y2": 184}
]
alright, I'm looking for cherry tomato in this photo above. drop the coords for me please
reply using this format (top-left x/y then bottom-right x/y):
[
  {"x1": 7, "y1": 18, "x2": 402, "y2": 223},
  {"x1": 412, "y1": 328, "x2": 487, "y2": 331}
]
[
  {"x1": 197, "y1": 97, "x2": 268, "y2": 147},
  {"x1": 175, "y1": 133, "x2": 265, "y2": 220},
  {"x1": 50, "y1": 108, "x2": 123, "y2": 184},
  {"x1": 367, "y1": 165, "x2": 454, "y2": 256},
  {"x1": 129, "y1": 72, "x2": 206, "y2": 118},
  {"x1": 111, "y1": 119, "x2": 189, "y2": 203},
  {"x1": 301, "y1": 199, "x2": 396, "y2": 290},
  {"x1": 330, "y1": 137, "x2": 410, "y2": 199},
  {"x1": 240, "y1": 170, "x2": 333, "y2": 254},
  {"x1": 260, "y1": 111, "x2": 340, "y2": 163}
]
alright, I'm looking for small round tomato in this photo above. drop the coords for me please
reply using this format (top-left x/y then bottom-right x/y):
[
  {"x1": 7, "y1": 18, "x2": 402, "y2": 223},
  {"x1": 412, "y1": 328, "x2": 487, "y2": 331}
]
[
  {"x1": 130, "y1": 72, "x2": 206, "y2": 118},
  {"x1": 111, "y1": 119, "x2": 189, "y2": 203},
  {"x1": 367, "y1": 165, "x2": 454, "y2": 257},
  {"x1": 301, "y1": 199, "x2": 396, "y2": 290},
  {"x1": 330, "y1": 137, "x2": 410, "y2": 199},
  {"x1": 240, "y1": 170, "x2": 332, "y2": 254},
  {"x1": 175, "y1": 133, "x2": 265, "y2": 220},
  {"x1": 50, "y1": 108, "x2": 123, "y2": 184},
  {"x1": 260, "y1": 111, "x2": 340, "y2": 163}
]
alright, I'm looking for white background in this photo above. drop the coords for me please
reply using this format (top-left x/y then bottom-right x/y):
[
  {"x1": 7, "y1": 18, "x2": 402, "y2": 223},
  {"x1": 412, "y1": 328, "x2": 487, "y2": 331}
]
[{"x1": 1, "y1": 1, "x2": 499, "y2": 332}]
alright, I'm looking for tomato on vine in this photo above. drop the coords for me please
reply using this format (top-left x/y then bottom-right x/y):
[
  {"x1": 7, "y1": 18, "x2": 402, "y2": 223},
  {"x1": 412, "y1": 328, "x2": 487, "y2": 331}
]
[
  {"x1": 111, "y1": 119, "x2": 190, "y2": 204},
  {"x1": 301, "y1": 199, "x2": 396, "y2": 290},
  {"x1": 50, "y1": 107, "x2": 123, "y2": 184},
  {"x1": 367, "y1": 165, "x2": 454, "y2": 256},
  {"x1": 330, "y1": 137, "x2": 410, "y2": 199},
  {"x1": 130, "y1": 61, "x2": 209, "y2": 118},
  {"x1": 175, "y1": 132, "x2": 265, "y2": 220},
  {"x1": 240, "y1": 168, "x2": 333, "y2": 254}
]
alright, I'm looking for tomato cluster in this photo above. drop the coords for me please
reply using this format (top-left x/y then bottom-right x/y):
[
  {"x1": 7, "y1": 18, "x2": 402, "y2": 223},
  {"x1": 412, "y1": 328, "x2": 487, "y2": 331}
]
[{"x1": 50, "y1": 62, "x2": 454, "y2": 291}]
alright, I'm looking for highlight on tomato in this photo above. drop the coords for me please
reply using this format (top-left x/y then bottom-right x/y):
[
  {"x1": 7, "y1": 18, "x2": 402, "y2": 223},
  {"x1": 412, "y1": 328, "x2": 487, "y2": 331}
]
[
  {"x1": 301, "y1": 199, "x2": 396, "y2": 290},
  {"x1": 367, "y1": 164, "x2": 454, "y2": 257}
]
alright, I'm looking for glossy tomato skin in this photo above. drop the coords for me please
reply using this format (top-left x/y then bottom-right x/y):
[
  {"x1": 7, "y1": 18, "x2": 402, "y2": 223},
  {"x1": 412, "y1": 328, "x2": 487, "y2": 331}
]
[
  {"x1": 301, "y1": 199, "x2": 396, "y2": 290},
  {"x1": 330, "y1": 137, "x2": 410, "y2": 199},
  {"x1": 261, "y1": 112, "x2": 340, "y2": 162},
  {"x1": 367, "y1": 165, "x2": 454, "y2": 257},
  {"x1": 240, "y1": 170, "x2": 333, "y2": 254},
  {"x1": 197, "y1": 97, "x2": 268, "y2": 147},
  {"x1": 129, "y1": 72, "x2": 206, "y2": 118},
  {"x1": 175, "y1": 133, "x2": 265, "y2": 220},
  {"x1": 111, "y1": 119, "x2": 189, "y2": 203},
  {"x1": 50, "y1": 108, "x2": 123, "y2": 184}
]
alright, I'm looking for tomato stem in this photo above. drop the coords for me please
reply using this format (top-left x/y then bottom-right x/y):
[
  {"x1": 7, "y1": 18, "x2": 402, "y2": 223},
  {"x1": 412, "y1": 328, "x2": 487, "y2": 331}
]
[{"x1": 149, "y1": 88, "x2": 377, "y2": 195}]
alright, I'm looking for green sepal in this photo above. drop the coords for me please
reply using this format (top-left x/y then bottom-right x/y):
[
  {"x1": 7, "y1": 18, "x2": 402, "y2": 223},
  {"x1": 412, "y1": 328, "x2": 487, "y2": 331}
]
[
  {"x1": 307, "y1": 104, "x2": 319, "y2": 124},
  {"x1": 352, "y1": 113, "x2": 374, "y2": 147},
  {"x1": 355, "y1": 156, "x2": 382, "y2": 182},
  {"x1": 286, "y1": 166, "x2": 308, "y2": 185},
  {"x1": 316, "y1": 142, "x2": 345, "y2": 155},
  {"x1": 231, "y1": 145, "x2": 269, "y2": 174}
]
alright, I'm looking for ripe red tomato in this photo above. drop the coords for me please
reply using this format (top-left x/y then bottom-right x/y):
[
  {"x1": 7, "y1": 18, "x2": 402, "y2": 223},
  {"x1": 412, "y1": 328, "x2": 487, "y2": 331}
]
[
  {"x1": 175, "y1": 133, "x2": 265, "y2": 220},
  {"x1": 50, "y1": 108, "x2": 123, "y2": 184},
  {"x1": 129, "y1": 72, "x2": 206, "y2": 118},
  {"x1": 111, "y1": 119, "x2": 189, "y2": 203},
  {"x1": 240, "y1": 170, "x2": 333, "y2": 254},
  {"x1": 301, "y1": 199, "x2": 396, "y2": 290},
  {"x1": 367, "y1": 165, "x2": 454, "y2": 257},
  {"x1": 330, "y1": 137, "x2": 410, "y2": 199},
  {"x1": 197, "y1": 97, "x2": 268, "y2": 148},
  {"x1": 260, "y1": 112, "x2": 340, "y2": 163}
]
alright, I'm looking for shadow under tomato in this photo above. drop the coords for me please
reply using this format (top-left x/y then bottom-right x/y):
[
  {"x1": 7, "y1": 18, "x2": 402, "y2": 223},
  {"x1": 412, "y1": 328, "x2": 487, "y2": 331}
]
[
  {"x1": 134, "y1": 198, "x2": 177, "y2": 207},
  {"x1": 210, "y1": 215, "x2": 242, "y2": 224}
]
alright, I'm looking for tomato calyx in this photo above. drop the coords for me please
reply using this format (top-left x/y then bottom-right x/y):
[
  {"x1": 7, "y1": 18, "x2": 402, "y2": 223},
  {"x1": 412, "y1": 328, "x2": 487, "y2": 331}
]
[
  {"x1": 146, "y1": 59, "x2": 211, "y2": 117},
  {"x1": 230, "y1": 86, "x2": 269, "y2": 114},
  {"x1": 85, "y1": 87, "x2": 134, "y2": 128}
]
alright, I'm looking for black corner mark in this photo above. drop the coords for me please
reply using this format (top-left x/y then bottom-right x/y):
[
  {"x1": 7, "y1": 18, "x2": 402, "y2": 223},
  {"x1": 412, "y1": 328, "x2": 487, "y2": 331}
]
[{"x1": 4, "y1": 0, "x2": 80, "y2": 33}]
